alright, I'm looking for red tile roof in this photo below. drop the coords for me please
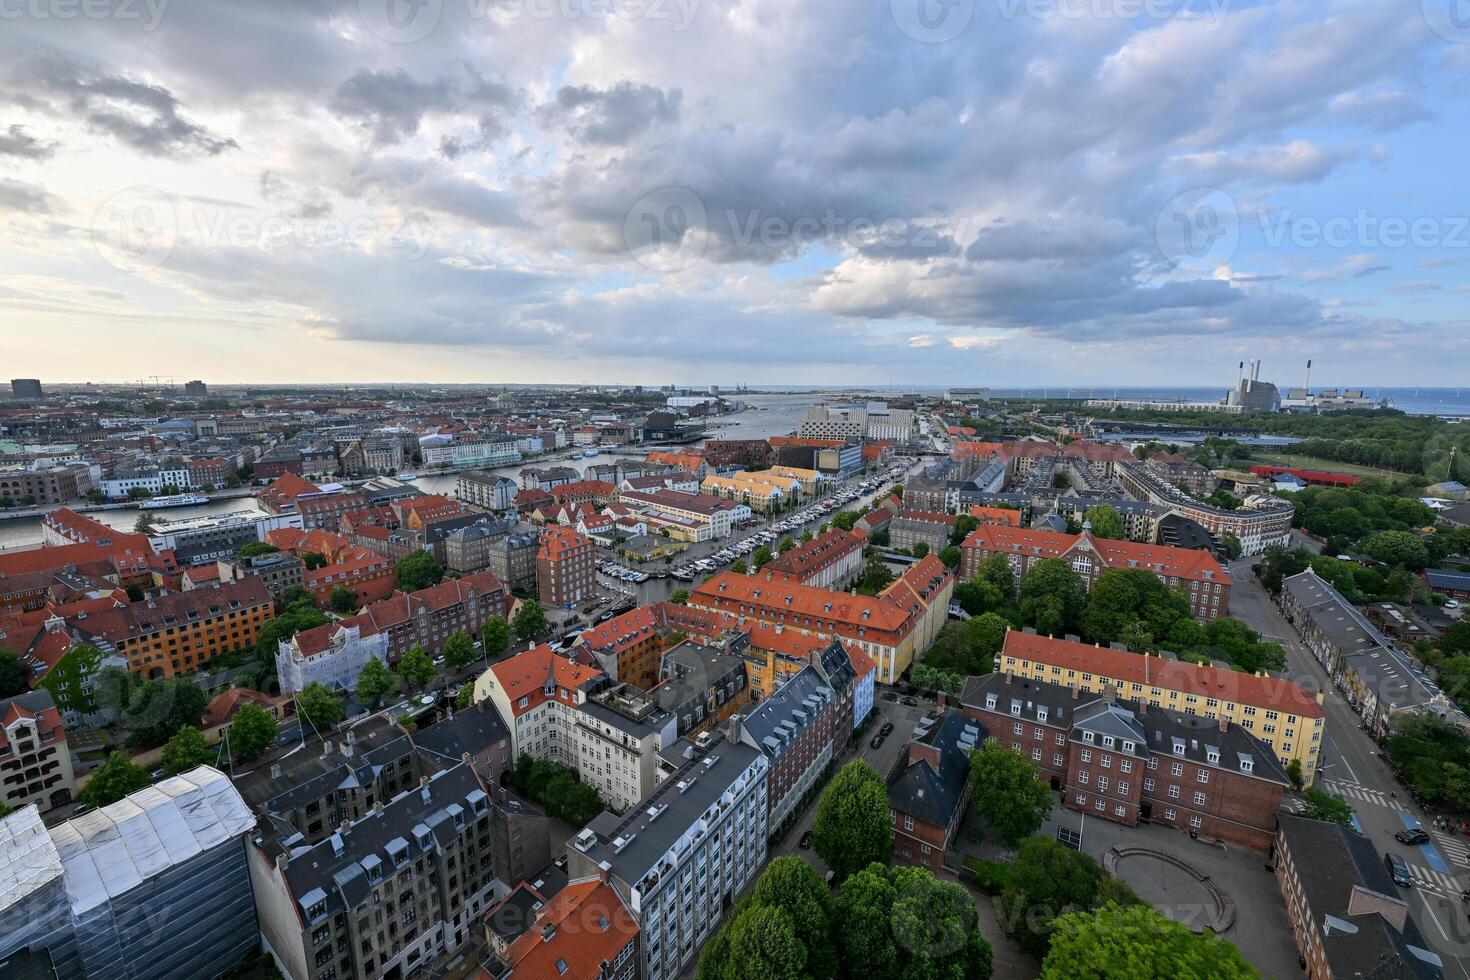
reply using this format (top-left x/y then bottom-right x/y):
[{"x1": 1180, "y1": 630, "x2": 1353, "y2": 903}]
[
  {"x1": 961, "y1": 525, "x2": 1229, "y2": 583},
  {"x1": 1001, "y1": 631, "x2": 1324, "y2": 718},
  {"x1": 500, "y1": 879, "x2": 638, "y2": 979},
  {"x1": 488, "y1": 644, "x2": 602, "y2": 717}
]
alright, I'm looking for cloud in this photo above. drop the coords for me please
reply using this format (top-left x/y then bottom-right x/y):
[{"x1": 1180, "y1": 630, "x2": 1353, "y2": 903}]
[
  {"x1": 539, "y1": 82, "x2": 682, "y2": 145},
  {"x1": 0, "y1": 178, "x2": 59, "y2": 214},
  {"x1": 0, "y1": 124, "x2": 56, "y2": 159},
  {"x1": 330, "y1": 67, "x2": 518, "y2": 148}
]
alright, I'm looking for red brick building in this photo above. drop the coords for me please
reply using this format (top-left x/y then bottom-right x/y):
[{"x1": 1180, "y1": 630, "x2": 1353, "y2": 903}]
[
  {"x1": 960, "y1": 525, "x2": 1231, "y2": 623},
  {"x1": 537, "y1": 526, "x2": 595, "y2": 609},
  {"x1": 887, "y1": 709, "x2": 976, "y2": 871},
  {"x1": 961, "y1": 672, "x2": 1289, "y2": 851},
  {"x1": 342, "y1": 570, "x2": 510, "y2": 663}
]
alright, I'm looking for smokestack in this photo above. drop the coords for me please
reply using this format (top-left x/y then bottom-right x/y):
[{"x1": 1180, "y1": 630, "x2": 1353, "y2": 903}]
[
  {"x1": 1305, "y1": 359, "x2": 1312, "y2": 394},
  {"x1": 1236, "y1": 361, "x2": 1243, "y2": 389}
]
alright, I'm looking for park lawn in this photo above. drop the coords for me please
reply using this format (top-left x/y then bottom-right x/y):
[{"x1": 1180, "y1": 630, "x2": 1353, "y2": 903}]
[{"x1": 1245, "y1": 451, "x2": 1411, "y2": 479}]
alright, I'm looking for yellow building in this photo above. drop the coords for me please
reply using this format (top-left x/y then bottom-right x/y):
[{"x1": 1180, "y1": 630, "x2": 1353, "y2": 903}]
[
  {"x1": 997, "y1": 630, "x2": 1327, "y2": 785},
  {"x1": 701, "y1": 472, "x2": 796, "y2": 512},
  {"x1": 767, "y1": 465, "x2": 826, "y2": 496}
]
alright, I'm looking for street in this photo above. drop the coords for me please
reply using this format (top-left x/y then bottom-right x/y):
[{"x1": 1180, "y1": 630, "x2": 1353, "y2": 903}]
[{"x1": 1229, "y1": 559, "x2": 1470, "y2": 976}]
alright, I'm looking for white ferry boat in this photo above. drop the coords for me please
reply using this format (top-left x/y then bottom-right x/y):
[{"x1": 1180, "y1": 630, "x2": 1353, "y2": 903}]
[{"x1": 139, "y1": 493, "x2": 210, "y2": 510}]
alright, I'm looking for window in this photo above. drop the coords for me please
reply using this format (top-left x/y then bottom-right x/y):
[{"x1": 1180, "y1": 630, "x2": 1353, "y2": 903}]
[
  {"x1": 1075, "y1": 794, "x2": 1086, "y2": 806},
  {"x1": 1197, "y1": 770, "x2": 1209, "y2": 784},
  {"x1": 903, "y1": 815, "x2": 913, "y2": 831},
  {"x1": 1120, "y1": 759, "x2": 1133, "y2": 774},
  {"x1": 1171, "y1": 762, "x2": 1183, "y2": 777},
  {"x1": 1102, "y1": 735, "x2": 1114, "y2": 748},
  {"x1": 1143, "y1": 778, "x2": 1155, "y2": 792},
  {"x1": 1078, "y1": 770, "x2": 1089, "y2": 785},
  {"x1": 1114, "y1": 805, "x2": 1126, "y2": 817},
  {"x1": 1055, "y1": 733, "x2": 1065, "y2": 746},
  {"x1": 1097, "y1": 776, "x2": 1109, "y2": 791},
  {"x1": 1190, "y1": 815, "x2": 1203, "y2": 829},
  {"x1": 1082, "y1": 731, "x2": 1095, "y2": 743},
  {"x1": 1168, "y1": 784, "x2": 1180, "y2": 799},
  {"x1": 1099, "y1": 754, "x2": 1111, "y2": 769},
  {"x1": 1080, "y1": 749, "x2": 1092, "y2": 763},
  {"x1": 1117, "y1": 782, "x2": 1128, "y2": 795},
  {"x1": 1194, "y1": 791, "x2": 1206, "y2": 806},
  {"x1": 1031, "y1": 748, "x2": 1042, "y2": 761},
  {"x1": 1013, "y1": 722, "x2": 1024, "y2": 735},
  {"x1": 1053, "y1": 754, "x2": 1064, "y2": 766}
]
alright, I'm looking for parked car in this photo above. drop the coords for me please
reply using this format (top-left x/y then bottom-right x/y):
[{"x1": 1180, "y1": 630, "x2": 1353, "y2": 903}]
[
  {"x1": 799, "y1": 831, "x2": 813, "y2": 850},
  {"x1": 869, "y1": 734, "x2": 884, "y2": 750},
  {"x1": 880, "y1": 721, "x2": 895, "y2": 736}
]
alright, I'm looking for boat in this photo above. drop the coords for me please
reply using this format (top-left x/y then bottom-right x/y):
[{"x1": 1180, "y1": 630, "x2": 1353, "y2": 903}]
[
  {"x1": 396, "y1": 472, "x2": 418, "y2": 481},
  {"x1": 139, "y1": 493, "x2": 209, "y2": 510},
  {"x1": 583, "y1": 449, "x2": 600, "y2": 458}
]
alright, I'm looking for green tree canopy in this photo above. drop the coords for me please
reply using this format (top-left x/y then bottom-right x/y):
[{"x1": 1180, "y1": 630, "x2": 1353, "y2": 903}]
[
  {"x1": 236, "y1": 541, "x2": 279, "y2": 560},
  {"x1": 727, "y1": 906, "x2": 806, "y2": 979},
  {"x1": 1083, "y1": 504, "x2": 1125, "y2": 540},
  {"x1": 328, "y1": 586, "x2": 359, "y2": 613},
  {"x1": 0, "y1": 650, "x2": 29, "y2": 698},
  {"x1": 857, "y1": 555, "x2": 896, "y2": 596},
  {"x1": 443, "y1": 629, "x2": 477, "y2": 670},
  {"x1": 1001, "y1": 836, "x2": 1138, "y2": 958},
  {"x1": 354, "y1": 656, "x2": 397, "y2": 704},
  {"x1": 1019, "y1": 558, "x2": 1088, "y2": 637},
  {"x1": 830, "y1": 510, "x2": 860, "y2": 531},
  {"x1": 122, "y1": 678, "x2": 207, "y2": 749},
  {"x1": 669, "y1": 589, "x2": 691, "y2": 605},
  {"x1": 1299, "y1": 787, "x2": 1354, "y2": 825},
  {"x1": 161, "y1": 725, "x2": 210, "y2": 775},
  {"x1": 812, "y1": 759, "x2": 892, "y2": 881},
  {"x1": 938, "y1": 545, "x2": 962, "y2": 568},
  {"x1": 81, "y1": 752, "x2": 151, "y2": 807},
  {"x1": 296, "y1": 682, "x2": 344, "y2": 730},
  {"x1": 1079, "y1": 568, "x2": 1192, "y2": 650},
  {"x1": 778, "y1": 537, "x2": 798, "y2": 554},
  {"x1": 749, "y1": 857, "x2": 836, "y2": 980},
  {"x1": 394, "y1": 551, "x2": 445, "y2": 592},
  {"x1": 752, "y1": 545, "x2": 774, "y2": 569},
  {"x1": 1040, "y1": 902, "x2": 1258, "y2": 980},
  {"x1": 969, "y1": 741, "x2": 1054, "y2": 845},
  {"x1": 513, "y1": 599, "x2": 549, "y2": 640},
  {"x1": 480, "y1": 615, "x2": 511, "y2": 658},
  {"x1": 396, "y1": 644, "x2": 437, "y2": 690},
  {"x1": 227, "y1": 702, "x2": 277, "y2": 761},
  {"x1": 830, "y1": 863, "x2": 994, "y2": 980},
  {"x1": 1362, "y1": 530, "x2": 1431, "y2": 570}
]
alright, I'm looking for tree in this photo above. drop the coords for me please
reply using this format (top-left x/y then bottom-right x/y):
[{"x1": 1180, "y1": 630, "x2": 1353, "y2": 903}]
[
  {"x1": 513, "y1": 599, "x2": 548, "y2": 640},
  {"x1": 1001, "y1": 836, "x2": 1138, "y2": 958},
  {"x1": 1079, "y1": 568, "x2": 1191, "y2": 649},
  {"x1": 969, "y1": 742, "x2": 1054, "y2": 845},
  {"x1": 1285, "y1": 758, "x2": 1304, "y2": 789},
  {"x1": 731, "y1": 560, "x2": 749, "y2": 574},
  {"x1": 1083, "y1": 504, "x2": 1125, "y2": 540},
  {"x1": 726, "y1": 906, "x2": 806, "y2": 979},
  {"x1": 830, "y1": 511, "x2": 860, "y2": 531},
  {"x1": 1220, "y1": 532, "x2": 1244, "y2": 560},
  {"x1": 456, "y1": 684, "x2": 475, "y2": 710},
  {"x1": 296, "y1": 682, "x2": 344, "y2": 730},
  {"x1": 748, "y1": 858, "x2": 837, "y2": 979},
  {"x1": 355, "y1": 656, "x2": 397, "y2": 704},
  {"x1": 0, "y1": 650, "x2": 27, "y2": 698},
  {"x1": 912, "y1": 541, "x2": 930, "y2": 559},
  {"x1": 1362, "y1": 530, "x2": 1431, "y2": 570},
  {"x1": 480, "y1": 615, "x2": 511, "y2": 659},
  {"x1": 669, "y1": 589, "x2": 691, "y2": 605},
  {"x1": 227, "y1": 703, "x2": 277, "y2": 761},
  {"x1": 394, "y1": 551, "x2": 445, "y2": 592},
  {"x1": 81, "y1": 752, "x2": 151, "y2": 807},
  {"x1": 1019, "y1": 558, "x2": 1087, "y2": 636},
  {"x1": 812, "y1": 759, "x2": 892, "y2": 881},
  {"x1": 443, "y1": 629, "x2": 477, "y2": 670},
  {"x1": 1299, "y1": 786, "x2": 1354, "y2": 826},
  {"x1": 831, "y1": 864, "x2": 993, "y2": 980},
  {"x1": 397, "y1": 644, "x2": 437, "y2": 690},
  {"x1": 236, "y1": 541, "x2": 279, "y2": 560},
  {"x1": 253, "y1": 603, "x2": 330, "y2": 663},
  {"x1": 300, "y1": 551, "x2": 328, "y2": 571},
  {"x1": 161, "y1": 725, "x2": 210, "y2": 775},
  {"x1": 752, "y1": 545, "x2": 774, "y2": 569},
  {"x1": 1040, "y1": 903, "x2": 1257, "y2": 980},
  {"x1": 857, "y1": 555, "x2": 895, "y2": 596},
  {"x1": 122, "y1": 678, "x2": 207, "y2": 748},
  {"x1": 800, "y1": 529, "x2": 813, "y2": 543},
  {"x1": 778, "y1": 537, "x2": 798, "y2": 554},
  {"x1": 938, "y1": 545, "x2": 961, "y2": 568},
  {"x1": 329, "y1": 586, "x2": 359, "y2": 614}
]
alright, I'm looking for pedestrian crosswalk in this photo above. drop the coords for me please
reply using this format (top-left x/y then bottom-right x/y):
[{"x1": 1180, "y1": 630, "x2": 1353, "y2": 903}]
[
  {"x1": 1408, "y1": 863, "x2": 1462, "y2": 898},
  {"x1": 1434, "y1": 830, "x2": 1470, "y2": 868},
  {"x1": 1319, "y1": 778, "x2": 1406, "y2": 812}
]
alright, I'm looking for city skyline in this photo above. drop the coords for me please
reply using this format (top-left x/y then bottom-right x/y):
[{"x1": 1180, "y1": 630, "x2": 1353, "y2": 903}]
[{"x1": 3, "y1": 1, "x2": 1468, "y2": 384}]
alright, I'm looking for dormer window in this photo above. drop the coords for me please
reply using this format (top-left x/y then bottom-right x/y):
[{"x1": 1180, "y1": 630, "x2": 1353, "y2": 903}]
[
  {"x1": 1206, "y1": 749, "x2": 1220, "y2": 764},
  {"x1": 1102, "y1": 736, "x2": 1114, "y2": 749},
  {"x1": 985, "y1": 694, "x2": 998, "y2": 710},
  {"x1": 1082, "y1": 731, "x2": 1095, "y2": 743}
]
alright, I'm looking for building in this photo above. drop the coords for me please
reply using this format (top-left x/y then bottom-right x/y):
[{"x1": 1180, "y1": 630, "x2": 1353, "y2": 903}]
[
  {"x1": 887, "y1": 710, "x2": 976, "y2": 871},
  {"x1": 1424, "y1": 568, "x2": 1470, "y2": 601},
  {"x1": 564, "y1": 733, "x2": 768, "y2": 980},
  {"x1": 1249, "y1": 465, "x2": 1359, "y2": 488},
  {"x1": 689, "y1": 557, "x2": 954, "y2": 685},
  {"x1": 1274, "y1": 814, "x2": 1443, "y2": 980},
  {"x1": 442, "y1": 518, "x2": 519, "y2": 574},
  {"x1": 889, "y1": 509, "x2": 957, "y2": 554},
  {"x1": 492, "y1": 876, "x2": 640, "y2": 980},
  {"x1": 700, "y1": 439, "x2": 772, "y2": 470},
  {"x1": 1115, "y1": 460, "x2": 1293, "y2": 556},
  {"x1": 485, "y1": 528, "x2": 540, "y2": 593},
  {"x1": 1281, "y1": 570, "x2": 1457, "y2": 737},
  {"x1": 474, "y1": 644, "x2": 603, "y2": 768},
  {"x1": 959, "y1": 524, "x2": 1232, "y2": 623},
  {"x1": 0, "y1": 689, "x2": 75, "y2": 812},
  {"x1": 995, "y1": 629, "x2": 1327, "y2": 785},
  {"x1": 701, "y1": 471, "x2": 796, "y2": 512},
  {"x1": 762, "y1": 528, "x2": 865, "y2": 588},
  {"x1": 84, "y1": 578, "x2": 274, "y2": 679},
  {"x1": 10, "y1": 378, "x2": 43, "y2": 400},
  {"x1": 344, "y1": 571, "x2": 510, "y2": 664},
  {"x1": 183, "y1": 379, "x2": 207, "y2": 396},
  {"x1": 250, "y1": 764, "x2": 510, "y2": 980},
  {"x1": 6, "y1": 767, "x2": 262, "y2": 980},
  {"x1": 735, "y1": 665, "x2": 838, "y2": 828},
  {"x1": 409, "y1": 699, "x2": 515, "y2": 788},
  {"x1": 615, "y1": 488, "x2": 747, "y2": 541},
  {"x1": 655, "y1": 639, "x2": 751, "y2": 738},
  {"x1": 146, "y1": 509, "x2": 304, "y2": 565},
  {"x1": 537, "y1": 526, "x2": 596, "y2": 608},
  {"x1": 577, "y1": 604, "x2": 674, "y2": 690},
  {"x1": 457, "y1": 471, "x2": 519, "y2": 511},
  {"x1": 962, "y1": 673, "x2": 1289, "y2": 850},
  {"x1": 0, "y1": 461, "x2": 96, "y2": 507},
  {"x1": 217, "y1": 551, "x2": 306, "y2": 600},
  {"x1": 277, "y1": 620, "x2": 391, "y2": 694}
]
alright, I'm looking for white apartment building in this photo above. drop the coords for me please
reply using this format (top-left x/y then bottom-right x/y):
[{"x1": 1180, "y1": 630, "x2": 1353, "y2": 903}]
[
  {"x1": 566, "y1": 734, "x2": 769, "y2": 980},
  {"x1": 276, "y1": 622, "x2": 389, "y2": 695},
  {"x1": 100, "y1": 468, "x2": 193, "y2": 498}
]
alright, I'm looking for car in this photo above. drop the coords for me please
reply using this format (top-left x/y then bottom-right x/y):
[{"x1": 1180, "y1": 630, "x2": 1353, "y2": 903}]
[
  {"x1": 798, "y1": 831, "x2": 813, "y2": 849},
  {"x1": 1395, "y1": 828, "x2": 1431, "y2": 845},
  {"x1": 881, "y1": 691, "x2": 898, "y2": 702},
  {"x1": 880, "y1": 721, "x2": 894, "y2": 736},
  {"x1": 1448, "y1": 600, "x2": 1462, "y2": 609},
  {"x1": 901, "y1": 696, "x2": 918, "y2": 707},
  {"x1": 1385, "y1": 852, "x2": 1414, "y2": 888},
  {"x1": 869, "y1": 734, "x2": 884, "y2": 749}
]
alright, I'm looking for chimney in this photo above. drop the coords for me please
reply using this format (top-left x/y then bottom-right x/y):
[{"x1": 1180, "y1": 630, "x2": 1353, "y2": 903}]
[
  {"x1": 322, "y1": 740, "x2": 333, "y2": 758},
  {"x1": 1217, "y1": 715, "x2": 1229, "y2": 733},
  {"x1": 1069, "y1": 683, "x2": 1080, "y2": 700},
  {"x1": 270, "y1": 763, "x2": 282, "y2": 779},
  {"x1": 373, "y1": 801, "x2": 384, "y2": 815},
  {"x1": 462, "y1": 752, "x2": 472, "y2": 765},
  {"x1": 726, "y1": 713, "x2": 743, "y2": 745},
  {"x1": 338, "y1": 819, "x2": 350, "y2": 836}
]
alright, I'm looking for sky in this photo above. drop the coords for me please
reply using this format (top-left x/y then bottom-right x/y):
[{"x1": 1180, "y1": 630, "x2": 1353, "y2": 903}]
[{"x1": 2, "y1": 0, "x2": 1468, "y2": 388}]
